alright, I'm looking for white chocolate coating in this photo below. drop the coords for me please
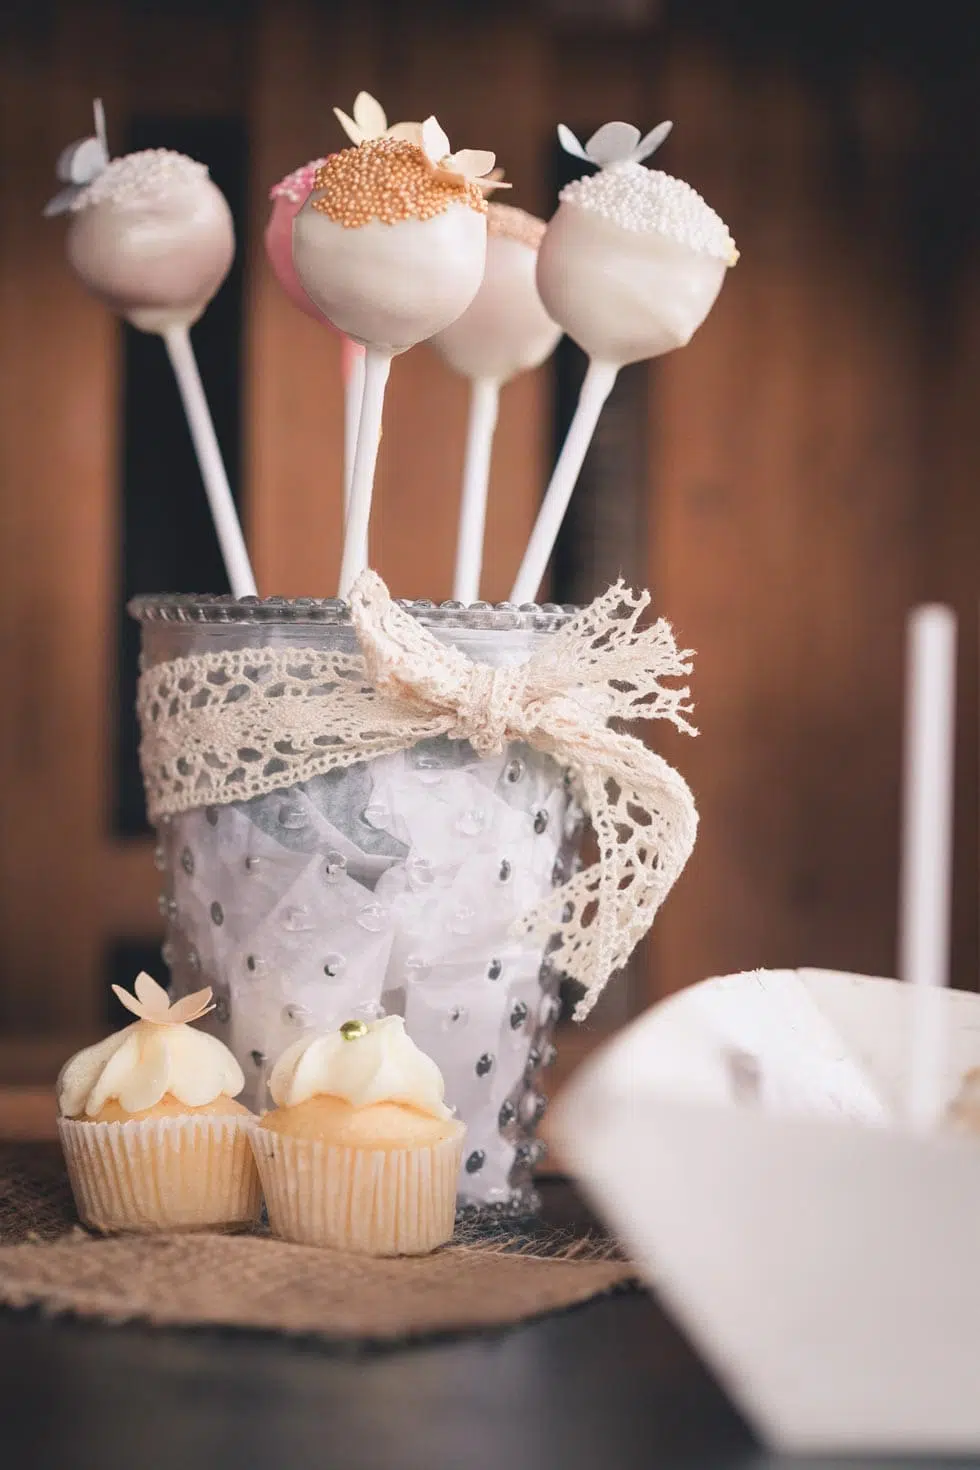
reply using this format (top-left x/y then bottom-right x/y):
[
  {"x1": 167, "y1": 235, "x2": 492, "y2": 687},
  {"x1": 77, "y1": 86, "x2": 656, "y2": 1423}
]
[
  {"x1": 58, "y1": 1021, "x2": 245, "y2": 1118},
  {"x1": 269, "y1": 1016, "x2": 453, "y2": 1119},
  {"x1": 536, "y1": 200, "x2": 728, "y2": 365},
  {"x1": 291, "y1": 201, "x2": 487, "y2": 354},
  {"x1": 430, "y1": 232, "x2": 561, "y2": 383},
  {"x1": 65, "y1": 151, "x2": 235, "y2": 333}
]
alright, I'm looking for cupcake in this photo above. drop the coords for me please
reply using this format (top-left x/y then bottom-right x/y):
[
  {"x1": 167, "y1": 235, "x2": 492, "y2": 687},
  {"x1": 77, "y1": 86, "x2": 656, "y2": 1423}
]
[
  {"x1": 253, "y1": 1016, "x2": 465, "y2": 1256},
  {"x1": 57, "y1": 973, "x2": 260, "y2": 1233},
  {"x1": 537, "y1": 120, "x2": 737, "y2": 365}
]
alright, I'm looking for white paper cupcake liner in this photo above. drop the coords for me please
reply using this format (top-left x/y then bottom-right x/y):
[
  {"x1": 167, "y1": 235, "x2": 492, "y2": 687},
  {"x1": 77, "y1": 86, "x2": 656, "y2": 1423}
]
[
  {"x1": 250, "y1": 1125, "x2": 465, "y2": 1256},
  {"x1": 58, "y1": 1114, "x2": 262, "y2": 1234}
]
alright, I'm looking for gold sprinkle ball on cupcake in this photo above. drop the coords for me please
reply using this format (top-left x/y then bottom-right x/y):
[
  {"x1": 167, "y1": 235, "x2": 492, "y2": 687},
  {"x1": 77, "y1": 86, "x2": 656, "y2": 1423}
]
[{"x1": 311, "y1": 138, "x2": 488, "y2": 229}]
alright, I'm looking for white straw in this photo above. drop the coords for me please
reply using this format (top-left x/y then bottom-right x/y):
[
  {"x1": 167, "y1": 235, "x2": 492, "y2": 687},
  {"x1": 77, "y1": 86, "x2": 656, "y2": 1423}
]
[
  {"x1": 510, "y1": 359, "x2": 617, "y2": 604},
  {"x1": 453, "y1": 377, "x2": 500, "y2": 604},
  {"x1": 900, "y1": 604, "x2": 957, "y2": 1132},
  {"x1": 163, "y1": 325, "x2": 257, "y2": 598},
  {"x1": 338, "y1": 346, "x2": 391, "y2": 598},
  {"x1": 343, "y1": 348, "x2": 366, "y2": 523}
]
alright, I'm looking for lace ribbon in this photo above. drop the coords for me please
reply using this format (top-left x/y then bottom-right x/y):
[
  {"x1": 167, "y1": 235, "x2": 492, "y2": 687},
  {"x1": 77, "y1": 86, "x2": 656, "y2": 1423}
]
[{"x1": 137, "y1": 572, "x2": 698, "y2": 1020}]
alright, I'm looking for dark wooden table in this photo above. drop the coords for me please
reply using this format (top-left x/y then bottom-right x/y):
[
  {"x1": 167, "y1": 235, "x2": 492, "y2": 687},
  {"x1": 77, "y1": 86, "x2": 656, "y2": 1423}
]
[{"x1": 0, "y1": 1180, "x2": 972, "y2": 1470}]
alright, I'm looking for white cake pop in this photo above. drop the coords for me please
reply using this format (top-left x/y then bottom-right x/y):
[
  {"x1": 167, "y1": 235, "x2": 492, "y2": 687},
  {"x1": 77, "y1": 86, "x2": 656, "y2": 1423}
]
[
  {"x1": 536, "y1": 120, "x2": 737, "y2": 366},
  {"x1": 48, "y1": 118, "x2": 234, "y2": 336},
  {"x1": 510, "y1": 119, "x2": 737, "y2": 604},
  {"x1": 291, "y1": 114, "x2": 505, "y2": 597},
  {"x1": 45, "y1": 103, "x2": 253, "y2": 597},
  {"x1": 292, "y1": 117, "x2": 499, "y2": 355},
  {"x1": 431, "y1": 204, "x2": 560, "y2": 383},
  {"x1": 429, "y1": 203, "x2": 562, "y2": 602}
]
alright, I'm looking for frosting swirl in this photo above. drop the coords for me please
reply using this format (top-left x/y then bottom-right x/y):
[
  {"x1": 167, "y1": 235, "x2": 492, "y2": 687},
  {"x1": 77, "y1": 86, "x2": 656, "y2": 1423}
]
[
  {"x1": 58, "y1": 1003, "x2": 244, "y2": 1119},
  {"x1": 268, "y1": 1016, "x2": 453, "y2": 1119}
]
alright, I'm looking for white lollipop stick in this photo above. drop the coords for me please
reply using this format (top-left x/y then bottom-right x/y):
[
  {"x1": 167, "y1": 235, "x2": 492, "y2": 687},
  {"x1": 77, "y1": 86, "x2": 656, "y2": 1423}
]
[
  {"x1": 899, "y1": 604, "x2": 957, "y2": 1132},
  {"x1": 163, "y1": 325, "x2": 257, "y2": 598},
  {"x1": 510, "y1": 359, "x2": 617, "y2": 604},
  {"x1": 453, "y1": 377, "x2": 500, "y2": 603},
  {"x1": 342, "y1": 343, "x2": 366, "y2": 522},
  {"x1": 339, "y1": 346, "x2": 392, "y2": 597}
]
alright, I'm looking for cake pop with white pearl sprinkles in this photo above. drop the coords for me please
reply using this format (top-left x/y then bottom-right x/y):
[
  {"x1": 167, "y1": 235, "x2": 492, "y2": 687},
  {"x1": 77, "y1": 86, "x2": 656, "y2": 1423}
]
[
  {"x1": 510, "y1": 119, "x2": 737, "y2": 603},
  {"x1": 45, "y1": 101, "x2": 255, "y2": 599},
  {"x1": 292, "y1": 110, "x2": 505, "y2": 598}
]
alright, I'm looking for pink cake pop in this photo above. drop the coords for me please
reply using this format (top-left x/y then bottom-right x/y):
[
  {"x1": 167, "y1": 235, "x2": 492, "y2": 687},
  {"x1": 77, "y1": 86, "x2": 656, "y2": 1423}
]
[
  {"x1": 266, "y1": 158, "x2": 365, "y2": 513},
  {"x1": 45, "y1": 102, "x2": 255, "y2": 598}
]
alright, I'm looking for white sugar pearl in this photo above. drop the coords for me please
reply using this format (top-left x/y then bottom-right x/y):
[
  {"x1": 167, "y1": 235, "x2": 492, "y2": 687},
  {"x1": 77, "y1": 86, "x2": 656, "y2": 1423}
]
[
  {"x1": 71, "y1": 149, "x2": 210, "y2": 212},
  {"x1": 560, "y1": 162, "x2": 736, "y2": 263}
]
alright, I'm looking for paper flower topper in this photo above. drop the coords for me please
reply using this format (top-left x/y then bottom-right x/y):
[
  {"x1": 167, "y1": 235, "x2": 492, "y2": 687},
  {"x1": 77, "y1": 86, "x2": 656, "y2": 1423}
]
[
  {"x1": 111, "y1": 971, "x2": 215, "y2": 1027},
  {"x1": 557, "y1": 119, "x2": 673, "y2": 172},
  {"x1": 419, "y1": 116, "x2": 509, "y2": 192},
  {"x1": 334, "y1": 91, "x2": 507, "y2": 192},
  {"x1": 333, "y1": 91, "x2": 421, "y2": 147},
  {"x1": 44, "y1": 98, "x2": 110, "y2": 217}
]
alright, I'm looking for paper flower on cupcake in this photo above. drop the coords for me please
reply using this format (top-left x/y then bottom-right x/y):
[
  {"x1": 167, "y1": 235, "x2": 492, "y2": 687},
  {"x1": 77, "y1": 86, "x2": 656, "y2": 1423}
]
[
  {"x1": 419, "y1": 117, "x2": 509, "y2": 192},
  {"x1": 333, "y1": 91, "x2": 422, "y2": 146},
  {"x1": 111, "y1": 971, "x2": 215, "y2": 1027},
  {"x1": 44, "y1": 97, "x2": 111, "y2": 216},
  {"x1": 557, "y1": 119, "x2": 673, "y2": 172}
]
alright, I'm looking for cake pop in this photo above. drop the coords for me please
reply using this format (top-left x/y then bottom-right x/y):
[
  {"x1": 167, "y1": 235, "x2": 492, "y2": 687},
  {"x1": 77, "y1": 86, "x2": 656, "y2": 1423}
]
[
  {"x1": 266, "y1": 158, "x2": 365, "y2": 517},
  {"x1": 430, "y1": 203, "x2": 561, "y2": 602},
  {"x1": 46, "y1": 102, "x2": 255, "y2": 597},
  {"x1": 510, "y1": 120, "x2": 737, "y2": 603},
  {"x1": 292, "y1": 114, "x2": 503, "y2": 597}
]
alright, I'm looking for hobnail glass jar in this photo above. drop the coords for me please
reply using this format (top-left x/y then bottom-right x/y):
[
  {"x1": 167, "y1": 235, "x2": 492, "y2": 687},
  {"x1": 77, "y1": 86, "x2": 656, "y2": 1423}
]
[{"x1": 131, "y1": 594, "x2": 585, "y2": 1219}]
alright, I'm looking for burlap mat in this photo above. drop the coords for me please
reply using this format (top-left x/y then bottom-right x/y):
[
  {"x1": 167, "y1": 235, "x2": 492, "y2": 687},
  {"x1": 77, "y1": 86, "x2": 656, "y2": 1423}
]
[{"x1": 0, "y1": 1145, "x2": 633, "y2": 1342}]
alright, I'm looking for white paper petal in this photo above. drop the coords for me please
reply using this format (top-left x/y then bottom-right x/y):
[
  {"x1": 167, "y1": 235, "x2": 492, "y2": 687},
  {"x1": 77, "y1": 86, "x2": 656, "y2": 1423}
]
[
  {"x1": 632, "y1": 120, "x2": 673, "y2": 164},
  {"x1": 111, "y1": 984, "x2": 148, "y2": 1020},
  {"x1": 93, "y1": 98, "x2": 108, "y2": 157},
  {"x1": 166, "y1": 987, "x2": 214, "y2": 1025},
  {"x1": 557, "y1": 123, "x2": 590, "y2": 162},
  {"x1": 353, "y1": 91, "x2": 387, "y2": 138},
  {"x1": 449, "y1": 148, "x2": 497, "y2": 180},
  {"x1": 43, "y1": 186, "x2": 79, "y2": 218},
  {"x1": 134, "y1": 971, "x2": 170, "y2": 1016},
  {"x1": 333, "y1": 107, "x2": 364, "y2": 146},
  {"x1": 586, "y1": 121, "x2": 642, "y2": 167},
  {"x1": 421, "y1": 116, "x2": 451, "y2": 166},
  {"x1": 386, "y1": 121, "x2": 423, "y2": 144},
  {"x1": 54, "y1": 135, "x2": 104, "y2": 185}
]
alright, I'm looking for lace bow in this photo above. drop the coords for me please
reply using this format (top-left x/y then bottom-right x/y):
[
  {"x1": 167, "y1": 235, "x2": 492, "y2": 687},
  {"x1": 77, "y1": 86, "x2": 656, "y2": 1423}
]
[{"x1": 138, "y1": 572, "x2": 699, "y2": 1019}]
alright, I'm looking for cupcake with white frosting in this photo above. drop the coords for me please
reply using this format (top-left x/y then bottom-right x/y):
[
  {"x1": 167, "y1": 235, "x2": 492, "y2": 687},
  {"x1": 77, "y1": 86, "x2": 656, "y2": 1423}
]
[
  {"x1": 536, "y1": 120, "x2": 737, "y2": 365},
  {"x1": 253, "y1": 1015, "x2": 464, "y2": 1255},
  {"x1": 57, "y1": 973, "x2": 260, "y2": 1233}
]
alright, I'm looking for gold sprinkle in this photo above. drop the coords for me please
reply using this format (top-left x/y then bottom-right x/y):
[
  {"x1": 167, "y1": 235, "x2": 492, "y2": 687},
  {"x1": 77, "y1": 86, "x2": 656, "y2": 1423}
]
[
  {"x1": 311, "y1": 137, "x2": 488, "y2": 229},
  {"x1": 487, "y1": 202, "x2": 547, "y2": 250},
  {"x1": 340, "y1": 1018, "x2": 368, "y2": 1041}
]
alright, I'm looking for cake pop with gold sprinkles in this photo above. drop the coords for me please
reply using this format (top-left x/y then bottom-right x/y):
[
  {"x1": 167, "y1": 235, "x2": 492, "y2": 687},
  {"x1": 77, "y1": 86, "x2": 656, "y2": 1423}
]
[
  {"x1": 292, "y1": 115, "x2": 502, "y2": 353},
  {"x1": 292, "y1": 110, "x2": 506, "y2": 598}
]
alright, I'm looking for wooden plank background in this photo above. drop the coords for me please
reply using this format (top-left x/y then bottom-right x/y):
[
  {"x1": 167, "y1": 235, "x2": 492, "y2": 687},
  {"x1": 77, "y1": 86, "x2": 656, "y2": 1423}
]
[{"x1": 0, "y1": 0, "x2": 978, "y2": 1066}]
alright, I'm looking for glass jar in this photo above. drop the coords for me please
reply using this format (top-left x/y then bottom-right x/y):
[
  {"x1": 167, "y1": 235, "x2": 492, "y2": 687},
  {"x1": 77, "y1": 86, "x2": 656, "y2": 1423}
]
[{"x1": 131, "y1": 594, "x2": 585, "y2": 1220}]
